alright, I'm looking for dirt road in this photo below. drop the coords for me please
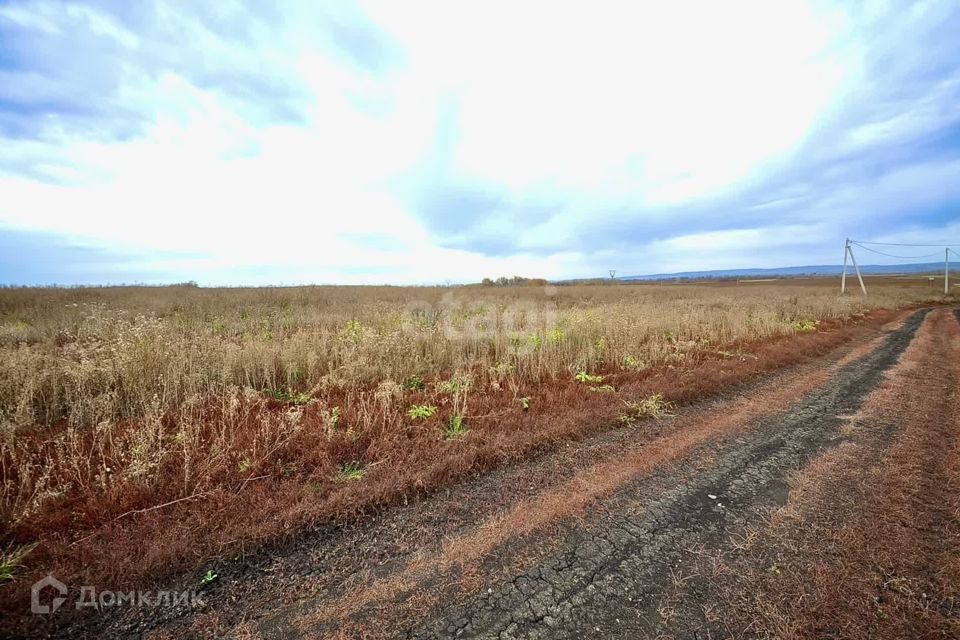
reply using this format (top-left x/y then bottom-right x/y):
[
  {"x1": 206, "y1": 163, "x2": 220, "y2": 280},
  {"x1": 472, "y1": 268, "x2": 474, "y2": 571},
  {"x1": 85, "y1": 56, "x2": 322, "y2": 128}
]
[{"x1": 29, "y1": 307, "x2": 960, "y2": 639}]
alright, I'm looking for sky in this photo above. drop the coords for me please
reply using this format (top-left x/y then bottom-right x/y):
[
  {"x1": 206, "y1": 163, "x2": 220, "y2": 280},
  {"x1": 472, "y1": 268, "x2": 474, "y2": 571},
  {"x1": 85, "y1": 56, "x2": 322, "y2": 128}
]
[{"x1": 1, "y1": 1, "x2": 960, "y2": 285}]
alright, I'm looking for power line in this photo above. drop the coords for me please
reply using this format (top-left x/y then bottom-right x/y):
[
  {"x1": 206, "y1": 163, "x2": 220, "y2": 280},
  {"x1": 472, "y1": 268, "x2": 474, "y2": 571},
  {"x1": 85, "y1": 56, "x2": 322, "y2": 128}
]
[
  {"x1": 849, "y1": 243, "x2": 944, "y2": 260},
  {"x1": 842, "y1": 238, "x2": 958, "y2": 297},
  {"x1": 850, "y1": 239, "x2": 960, "y2": 247}
]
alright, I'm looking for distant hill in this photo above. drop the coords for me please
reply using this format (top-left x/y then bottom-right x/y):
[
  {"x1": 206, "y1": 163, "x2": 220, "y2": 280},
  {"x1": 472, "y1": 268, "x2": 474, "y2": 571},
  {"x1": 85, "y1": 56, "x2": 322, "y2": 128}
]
[{"x1": 620, "y1": 261, "x2": 948, "y2": 281}]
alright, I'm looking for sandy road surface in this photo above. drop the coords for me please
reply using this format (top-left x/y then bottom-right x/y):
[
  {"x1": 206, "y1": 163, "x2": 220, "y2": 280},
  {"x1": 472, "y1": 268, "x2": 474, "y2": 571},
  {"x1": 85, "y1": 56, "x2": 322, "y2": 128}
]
[{"x1": 23, "y1": 307, "x2": 960, "y2": 639}]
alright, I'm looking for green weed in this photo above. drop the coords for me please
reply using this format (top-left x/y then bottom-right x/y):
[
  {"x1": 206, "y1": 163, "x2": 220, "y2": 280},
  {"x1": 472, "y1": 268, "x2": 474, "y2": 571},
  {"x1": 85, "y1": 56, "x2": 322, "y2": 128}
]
[
  {"x1": 622, "y1": 354, "x2": 647, "y2": 370},
  {"x1": 575, "y1": 371, "x2": 604, "y2": 384},
  {"x1": 270, "y1": 389, "x2": 311, "y2": 405},
  {"x1": 321, "y1": 406, "x2": 342, "y2": 436},
  {"x1": 589, "y1": 384, "x2": 616, "y2": 393},
  {"x1": 444, "y1": 414, "x2": 468, "y2": 439},
  {"x1": 339, "y1": 461, "x2": 364, "y2": 481},
  {"x1": 404, "y1": 374, "x2": 425, "y2": 391},
  {"x1": 408, "y1": 405, "x2": 437, "y2": 420},
  {"x1": 0, "y1": 543, "x2": 36, "y2": 583}
]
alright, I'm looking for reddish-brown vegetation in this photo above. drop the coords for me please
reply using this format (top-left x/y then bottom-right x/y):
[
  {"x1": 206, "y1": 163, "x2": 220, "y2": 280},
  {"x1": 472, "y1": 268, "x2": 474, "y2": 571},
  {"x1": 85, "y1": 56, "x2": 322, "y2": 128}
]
[{"x1": 1, "y1": 304, "x2": 910, "y2": 615}]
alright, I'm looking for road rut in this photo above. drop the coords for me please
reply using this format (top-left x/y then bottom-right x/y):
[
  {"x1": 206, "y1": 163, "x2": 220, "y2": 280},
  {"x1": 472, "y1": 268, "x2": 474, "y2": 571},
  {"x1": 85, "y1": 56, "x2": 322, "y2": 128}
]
[{"x1": 408, "y1": 309, "x2": 930, "y2": 639}]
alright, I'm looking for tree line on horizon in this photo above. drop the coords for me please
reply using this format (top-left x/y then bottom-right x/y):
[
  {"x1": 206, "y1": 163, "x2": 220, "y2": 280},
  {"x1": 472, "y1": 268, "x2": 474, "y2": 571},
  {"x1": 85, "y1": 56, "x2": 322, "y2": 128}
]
[{"x1": 479, "y1": 276, "x2": 550, "y2": 287}]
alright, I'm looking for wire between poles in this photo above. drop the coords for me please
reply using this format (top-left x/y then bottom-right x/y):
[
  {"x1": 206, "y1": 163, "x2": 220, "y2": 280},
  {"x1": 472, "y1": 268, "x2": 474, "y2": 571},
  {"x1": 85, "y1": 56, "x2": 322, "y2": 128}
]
[
  {"x1": 849, "y1": 243, "x2": 945, "y2": 260},
  {"x1": 850, "y1": 239, "x2": 960, "y2": 247}
]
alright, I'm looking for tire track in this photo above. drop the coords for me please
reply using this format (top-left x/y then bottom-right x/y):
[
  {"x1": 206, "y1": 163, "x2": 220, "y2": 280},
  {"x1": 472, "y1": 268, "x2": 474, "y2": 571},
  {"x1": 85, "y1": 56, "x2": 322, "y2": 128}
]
[
  {"x1": 410, "y1": 309, "x2": 929, "y2": 639},
  {"x1": 288, "y1": 312, "x2": 918, "y2": 638},
  {"x1": 697, "y1": 307, "x2": 960, "y2": 639}
]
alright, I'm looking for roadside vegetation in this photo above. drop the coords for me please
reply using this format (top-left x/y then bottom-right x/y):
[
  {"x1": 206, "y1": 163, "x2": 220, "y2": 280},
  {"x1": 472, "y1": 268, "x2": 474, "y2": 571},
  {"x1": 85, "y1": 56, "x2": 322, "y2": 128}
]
[{"x1": 0, "y1": 279, "x2": 948, "y2": 610}]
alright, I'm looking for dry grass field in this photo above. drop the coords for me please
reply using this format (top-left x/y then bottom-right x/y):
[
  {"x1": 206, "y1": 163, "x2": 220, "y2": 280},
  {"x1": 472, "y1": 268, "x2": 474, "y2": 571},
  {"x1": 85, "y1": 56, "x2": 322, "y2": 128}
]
[{"x1": 0, "y1": 278, "x2": 950, "y2": 616}]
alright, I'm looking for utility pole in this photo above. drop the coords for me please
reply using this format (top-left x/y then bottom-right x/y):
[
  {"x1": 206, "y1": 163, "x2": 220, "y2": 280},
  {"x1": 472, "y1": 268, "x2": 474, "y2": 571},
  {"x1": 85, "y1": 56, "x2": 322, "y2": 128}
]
[
  {"x1": 841, "y1": 238, "x2": 849, "y2": 294},
  {"x1": 849, "y1": 242, "x2": 867, "y2": 296},
  {"x1": 946, "y1": 248, "x2": 950, "y2": 295},
  {"x1": 841, "y1": 239, "x2": 866, "y2": 296},
  {"x1": 609, "y1": 270, "x2": 616, "y2": 280}
]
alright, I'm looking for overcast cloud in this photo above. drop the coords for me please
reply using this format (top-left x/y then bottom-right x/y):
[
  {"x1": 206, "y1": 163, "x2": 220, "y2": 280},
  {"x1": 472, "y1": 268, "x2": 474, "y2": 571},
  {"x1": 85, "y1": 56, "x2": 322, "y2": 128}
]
[{"x1": 1, "y1": 1, "x2": 959, "y2": 284}]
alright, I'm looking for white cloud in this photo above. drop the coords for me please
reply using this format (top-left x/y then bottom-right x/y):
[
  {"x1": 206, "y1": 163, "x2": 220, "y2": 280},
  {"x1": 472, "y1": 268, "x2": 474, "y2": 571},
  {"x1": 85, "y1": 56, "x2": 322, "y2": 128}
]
[
  {"x1": 364, "y1": 0, "x2": 850, "y2": 202},
  {"x1": 0, "y1": 0, "x2": 958, "y2": 284}
]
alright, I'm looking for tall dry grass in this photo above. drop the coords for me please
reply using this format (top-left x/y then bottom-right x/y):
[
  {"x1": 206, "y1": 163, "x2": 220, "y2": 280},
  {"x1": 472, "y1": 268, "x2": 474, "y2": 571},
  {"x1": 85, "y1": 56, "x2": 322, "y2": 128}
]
[
  {"x1": 0, "y1": 283, "x2": 944, "y2": 523},
  {"x1": 0, "y1": 279, "x2": 946, "y2": 594}
]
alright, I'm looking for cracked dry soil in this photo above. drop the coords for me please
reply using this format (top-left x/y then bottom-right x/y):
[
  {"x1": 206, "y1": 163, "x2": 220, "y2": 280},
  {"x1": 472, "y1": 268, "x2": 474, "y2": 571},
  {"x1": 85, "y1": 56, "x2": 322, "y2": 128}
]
[{"x1": 408, "y1": 308, "x2": 931, "y2": 639}]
